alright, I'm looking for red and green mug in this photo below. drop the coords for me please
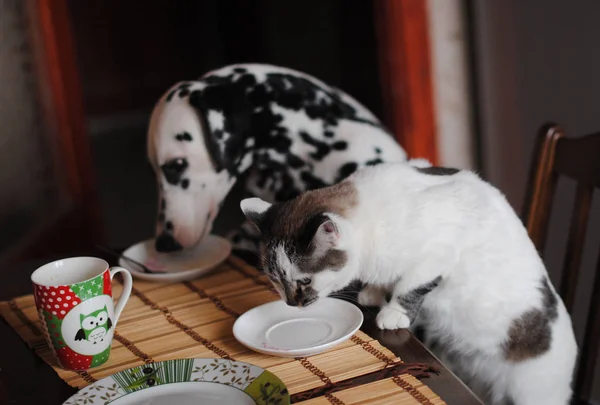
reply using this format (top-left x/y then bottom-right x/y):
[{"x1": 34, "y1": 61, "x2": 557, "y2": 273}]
[{"x1": 31, "y1": 257, "x2": 132, "y2": 370}]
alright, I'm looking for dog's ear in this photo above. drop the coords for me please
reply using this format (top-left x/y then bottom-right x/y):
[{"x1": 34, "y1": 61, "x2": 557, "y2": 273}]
[
  {"x1": 240, "y1": 198, "x2": 272, "y2": 231},
  {"x1": 188, "y1": 90, "x2": 227, "y2": 172},
  {"x1": 188, "y1": 87, "x2": 254, "y2": 176}
]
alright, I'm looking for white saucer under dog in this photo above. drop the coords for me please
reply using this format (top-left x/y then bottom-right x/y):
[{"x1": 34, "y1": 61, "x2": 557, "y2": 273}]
[
  {"x1": 119, "y1": 235, "x2": 231, "y2": 283},
  {"x1": 234, "y1": 297, "x2": 364, "y2": 358}
]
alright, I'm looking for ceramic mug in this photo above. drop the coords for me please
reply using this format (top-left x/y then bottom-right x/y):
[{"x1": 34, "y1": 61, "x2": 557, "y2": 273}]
[{"x1": 31, "y1": 257, "x2": 133, "y2": 370}]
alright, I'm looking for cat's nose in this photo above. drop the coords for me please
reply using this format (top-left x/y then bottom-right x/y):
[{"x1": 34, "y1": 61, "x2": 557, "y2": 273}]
[{"x1": 299, "y1": 296, "x2": 317, "y2": 307}]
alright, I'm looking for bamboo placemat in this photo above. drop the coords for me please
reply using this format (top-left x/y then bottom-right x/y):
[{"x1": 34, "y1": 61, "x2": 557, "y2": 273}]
[{"x1": 1, "y1": 256, "x2": 445, "y2": 405}]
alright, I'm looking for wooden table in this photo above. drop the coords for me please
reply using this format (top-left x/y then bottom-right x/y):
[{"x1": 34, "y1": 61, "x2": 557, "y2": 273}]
[{"x1": 0, "y1": 251, "x2": 482, "y2": 405}]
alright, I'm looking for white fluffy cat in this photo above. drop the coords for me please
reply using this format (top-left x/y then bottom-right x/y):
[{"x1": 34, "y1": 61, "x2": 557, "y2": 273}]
[{"x1": 240, "y1": 162, "x2": 577, "y2": 405}]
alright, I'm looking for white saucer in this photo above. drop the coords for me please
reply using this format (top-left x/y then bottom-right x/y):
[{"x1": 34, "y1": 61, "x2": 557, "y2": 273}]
[
  {"x1": 119, "y1": 235, "x2": 232, "y2": 283},
  {"x1": 233, "y1": 297, "x2": 363, "y2": 357}
]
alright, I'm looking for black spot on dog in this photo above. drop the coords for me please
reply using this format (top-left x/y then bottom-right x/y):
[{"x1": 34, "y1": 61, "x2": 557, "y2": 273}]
[
  {"x1": 181, "y1": 179, "x2": 190, "y2": 189},
  {"x1": 336, "y1": 162, "x2": 358, "y2": 182},
  {"x1": 158, "y1": 212, "x2": 165, "y2": 222},
  {"x1": 166, "y1": 83, "x2": 192, "y2": 102},
  {"x1": 166, "y1": 89, "x2": 177, "y2": 102},
  {"x1": 375, "y1": 147, "x2": 382, "y2": 154},
  {"x1": 161, "y1": 199, "x2": 166, "y2": 210},
  {"x1": 161, "y1": 158, "x2": 188, "y2": 185},
  {"x1": 232, "y1": 234, "x2": 242, "y2": 243},
  {"x1": 233, "y1": 67, "x2": 247, "y2": 74},
  {"x1": 201, "y1": 183, "x2": 206, "y2": 189},
  {"x1": 331, "y1": 141, "x2": 348, "y2": 151},
  {"x1": 300, "y1": 171, "x2": 328, "y2": 190},
  {"x1": 417, "y1": 166, "x2": 460, "y2": 176},
  {"x1": 272, "y1": 134, "x2": 292, "y2": 153},
  {"x1": 299, "y1": 131, "x2": 330, "y2": 160},
  {"x1": 254, "y1": 154, "x2": 301, "y2": 201},
  {"x1": 237, "y1": 73, "x2": 257, "y2": 89},
  {"x1": 275, "y1": 177, "x2": 300, "y2": 201},
  {"x1": 165, "y1": 221, "x2": 174, "y2": 231},
  {"x1": 324, "y1": 130, "x2": 335, "y2": 138},
  {"x1": 385, "y1": 292, "x2": 392, "y2": 303},
  {"x1": 366, "y1": 158, "x2": 384, "y2": 166},
  {"x1": 247, "y1": 84, "x2": 270, "y2": 106},
  {"x1": 174, "y1": 132, "x2": 193, "y2": 142},
  {"x1": 286, "y1": 154, "x2": 305, "y2": 169}
]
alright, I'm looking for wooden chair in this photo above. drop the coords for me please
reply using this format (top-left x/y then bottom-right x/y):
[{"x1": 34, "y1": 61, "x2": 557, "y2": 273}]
[{"x1": 523, "y1": 123, "x2": 600, "y2": 404}]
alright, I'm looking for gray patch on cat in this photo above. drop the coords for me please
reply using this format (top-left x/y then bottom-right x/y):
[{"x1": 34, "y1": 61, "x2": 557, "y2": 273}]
[
  {"x1": 416, "y1": 166, "x2": 459, "y2": 176},
  {"x1": 282, "y1": 282, "x2": 318, "y2": 307},
  {"x1": 397, "y1": 276, "x2": 442, "y2": 322},
  {"x1": 297, "y1": 285, "x2": 318, "y2": 307},
  {"x1": 503, "y1": 278, "x2": 559, "y2": 362},
  {"x1": 412, "y1": 324, "x2": 427, "y2": 342},
  {"x1": 258, "y1": 180, "x2": 357, "y2": 238},
  {"x1": 385, "y1": 291, "x2": 392, "y2": 303},
  {"x1": 301, "y1": 248, "x2": 347, "y2": 273},
  {"x1": 541, "y1": 278, "x2": 558, "y2": 320}
]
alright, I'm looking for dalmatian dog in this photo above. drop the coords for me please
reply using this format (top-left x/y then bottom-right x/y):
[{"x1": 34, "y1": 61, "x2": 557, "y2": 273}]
[{"x1": 147, "y1": 63, "x2": 408, "y2": 254}]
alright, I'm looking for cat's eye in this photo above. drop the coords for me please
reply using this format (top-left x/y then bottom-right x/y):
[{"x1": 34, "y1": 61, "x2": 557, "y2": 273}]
[{"x1": 297, "y1": 278, "x2": 311, "y2": 286}]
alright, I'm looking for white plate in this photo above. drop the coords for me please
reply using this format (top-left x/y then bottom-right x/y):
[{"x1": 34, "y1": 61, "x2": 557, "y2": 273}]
[
  {"x1": 233, "y1": 297, "x2": 364, "y2": 357},
  {"x1": 62, "y1": 358, "x2": 289, "y2": 404},
  {"x1": 119, "y1": 235, "x2": 231, "y2": 283}
]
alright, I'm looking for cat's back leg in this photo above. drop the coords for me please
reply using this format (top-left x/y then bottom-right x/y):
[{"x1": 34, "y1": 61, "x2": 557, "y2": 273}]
[{"x1": 503, "y1": 307, "x2": 577, "y2": 405}]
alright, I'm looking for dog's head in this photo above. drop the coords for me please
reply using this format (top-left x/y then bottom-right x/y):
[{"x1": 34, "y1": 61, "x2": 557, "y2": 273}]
[{"x1": 147, "y1": 78, "x2": 253, "y2": 252}]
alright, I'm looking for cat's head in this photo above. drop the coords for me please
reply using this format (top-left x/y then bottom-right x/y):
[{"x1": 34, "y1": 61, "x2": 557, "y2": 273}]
[{"x1": 240, "y1": 185, "x2": 358, "y2": 307}]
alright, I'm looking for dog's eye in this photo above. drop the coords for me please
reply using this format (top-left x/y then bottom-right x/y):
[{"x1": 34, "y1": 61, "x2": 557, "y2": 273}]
[
  {"x1": 161, "y1": 158, "x2": 188, "y2": 185},
  {"x1": 297, "y1": 278, "x2": 311, "y2": 286}
]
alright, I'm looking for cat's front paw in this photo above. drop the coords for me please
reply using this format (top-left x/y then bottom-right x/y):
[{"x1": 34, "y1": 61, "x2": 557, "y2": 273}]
[
  {"x1": 376, "y1": 306, "x2": 411, "y2": 330},
  {"x1": 358, "y1": 285, "x2": 386, "y2": 307}
]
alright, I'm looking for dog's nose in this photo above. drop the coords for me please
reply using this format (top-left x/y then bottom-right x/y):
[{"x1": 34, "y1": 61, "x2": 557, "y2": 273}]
[
  {"x1": 285, "y1": 297, "x2": 299, "y2": 307},
  {"x1": 155, "y1": 232, "x2": 183, "y2": 252}
]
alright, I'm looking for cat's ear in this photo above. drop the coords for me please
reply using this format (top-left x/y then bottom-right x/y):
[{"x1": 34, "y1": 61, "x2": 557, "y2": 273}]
[
  {"x1": 311, "y1": 215, "x2": 340, "y2": 249},
  {"x1": 240, "y1": 198, "x2": 272, "y2": 229}
]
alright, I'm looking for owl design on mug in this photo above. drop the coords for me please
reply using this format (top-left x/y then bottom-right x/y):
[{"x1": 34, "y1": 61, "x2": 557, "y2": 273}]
[{"x1": 75, "y1": 305, "x2": 113, "y2": 344}]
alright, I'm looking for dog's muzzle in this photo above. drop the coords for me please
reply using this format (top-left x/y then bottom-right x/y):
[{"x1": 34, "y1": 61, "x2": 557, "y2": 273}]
[{"x1": 155, "y1": 232, "x2": 183, "y2": 252}]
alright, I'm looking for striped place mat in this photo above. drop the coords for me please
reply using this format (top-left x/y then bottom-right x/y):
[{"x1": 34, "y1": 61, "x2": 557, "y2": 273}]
[{"x1": 0, "y1": 256, "x2": 445, "y2": 404}]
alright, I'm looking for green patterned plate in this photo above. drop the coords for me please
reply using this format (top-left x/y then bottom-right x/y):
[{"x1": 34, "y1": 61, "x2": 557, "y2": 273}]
[{"x1": 62, "y1": 358, "x2": 290, "y2": 405}]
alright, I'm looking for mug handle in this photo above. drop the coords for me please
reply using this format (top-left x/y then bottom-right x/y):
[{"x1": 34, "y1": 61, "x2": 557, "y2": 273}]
[{"x1": 109, "y1": 266, "x2": 133, "y2": 328}]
